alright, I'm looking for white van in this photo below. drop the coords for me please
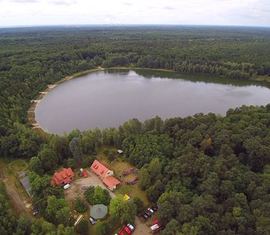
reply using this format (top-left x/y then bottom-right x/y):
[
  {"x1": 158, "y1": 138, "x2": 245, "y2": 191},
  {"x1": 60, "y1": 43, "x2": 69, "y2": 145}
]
[
  {"x1": 63, "y1": 184, "x2": 71, "y2": 190},
  {"x1": 150, "y1": 224, "x2": 160, "y2": 232}
]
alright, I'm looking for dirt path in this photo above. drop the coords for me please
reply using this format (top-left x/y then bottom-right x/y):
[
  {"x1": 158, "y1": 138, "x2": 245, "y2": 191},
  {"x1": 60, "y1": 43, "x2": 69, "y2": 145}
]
[
  {"x1": 133, "y1": 217, "x2": 151, "y2": 235},
  {"x1": 2, "y1": 178, "x2": 28, "y2": 214}
]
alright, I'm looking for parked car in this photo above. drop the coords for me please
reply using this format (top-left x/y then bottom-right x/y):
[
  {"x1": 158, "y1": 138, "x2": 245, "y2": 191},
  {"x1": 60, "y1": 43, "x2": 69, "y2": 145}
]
[
  {"x1": 89, "y1": 216, "x2": 97, "y2": 225},
  {"x1": 124, "y1": 226, "x2": 132, "y2": 234},
  {"x1": 151, "y1": 224, "x2": 162, "y2": 233},
  {"x1": 144, "y1": 210, "x2": 152, "y2": 217},
  {"x1": 127, "y1": 224, "x2": 135, "y2": 231},
  {"x1": 63, "y1": 184, "x2": 70, "y2": 190},
  {"x1": 150, "y1": 219, "x2": 163, "y2": 234},
  {"x1": 147, "y1": 208, "x2": 154, "y2": 214},
  {"x1": 141, "y1": 213, "x2": 149, "y2": 220},
  {"x1": 116, "y1": 224, "x2": 135, "y2": 235}
]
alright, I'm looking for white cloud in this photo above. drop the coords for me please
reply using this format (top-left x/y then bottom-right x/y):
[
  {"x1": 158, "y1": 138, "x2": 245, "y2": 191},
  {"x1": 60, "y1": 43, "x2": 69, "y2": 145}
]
[{"x1": 0, "y1": 0, "x2": 269, "y2": 27}]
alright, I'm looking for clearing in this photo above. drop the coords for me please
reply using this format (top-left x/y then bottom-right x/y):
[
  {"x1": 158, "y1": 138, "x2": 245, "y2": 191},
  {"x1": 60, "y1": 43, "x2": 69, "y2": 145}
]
[
  {"x1": 98, "y1": 154, "x2": 149, "y2": 206},
  {"x1": 0, "y1": 159, "x2": 32, "y2": 216},
  {"x1": 64, "y1": 154, "x2": 152, "y2": 235},
  {"x1": 64, "y1": 169, "x2": 115, "y2": 203}
]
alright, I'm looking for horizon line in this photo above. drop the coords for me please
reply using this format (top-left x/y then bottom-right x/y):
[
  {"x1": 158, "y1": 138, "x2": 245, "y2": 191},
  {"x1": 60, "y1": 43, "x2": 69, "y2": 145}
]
[{"x1": 1, "y1": 23, "x2": 270, "y2": 29}]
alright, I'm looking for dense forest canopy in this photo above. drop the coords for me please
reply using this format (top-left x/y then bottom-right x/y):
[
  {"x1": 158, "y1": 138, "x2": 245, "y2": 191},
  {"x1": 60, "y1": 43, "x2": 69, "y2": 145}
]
[{"x1": 0, "y1": 26, "x2": 270, "y2": 234}]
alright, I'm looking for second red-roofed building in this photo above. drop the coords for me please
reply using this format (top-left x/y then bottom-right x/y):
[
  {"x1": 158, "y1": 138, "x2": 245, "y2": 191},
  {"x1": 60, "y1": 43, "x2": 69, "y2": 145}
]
[
  {"x1": 91, "y1": 160, "x2": 113, "y2": 178},
  {"x1": 103, "y1": 176, "x2": 121, "y2": 191},
  {"x1": 90, "y1": 160, "x2": 121, "y2": 191}
]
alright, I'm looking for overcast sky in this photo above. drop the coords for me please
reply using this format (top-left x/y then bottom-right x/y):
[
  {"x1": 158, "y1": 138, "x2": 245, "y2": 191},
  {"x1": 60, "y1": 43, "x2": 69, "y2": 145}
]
[{"x1": 0, "y1": 0, "x2": 270, "y2": 27}]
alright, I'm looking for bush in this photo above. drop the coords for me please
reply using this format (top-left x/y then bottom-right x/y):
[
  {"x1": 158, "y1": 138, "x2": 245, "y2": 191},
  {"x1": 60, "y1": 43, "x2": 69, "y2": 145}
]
[
  {"x1": 81, "y1": 155, "x2": 95, "y2": 168},
  {"x1": 66, "y1": 158, "x2": 76, "y2": 168},
  {"x1": 133, "y1": 197, "x2": 144, "y2": 214},
  {"x1": 96, "y1": 221, "x2": 109, "y2": 235},
  {"x1": 74, "y1": 197, "x2": 88, "y2": 213},
  {"x1": 107, "y1": 150, "x2": 116, "y2": 162},
  {"x1": 103, "y1": 149, "x2": 109, "y2": 155},
  {"x1": 84, "y1": 186, "x2": 111, "y2": 205},
  {"x1": 76, "y1": 219, "x2": 89, "y2": 235},
  {"x1": 84, "y1": 186, "x2": 95, "y2": 204}
]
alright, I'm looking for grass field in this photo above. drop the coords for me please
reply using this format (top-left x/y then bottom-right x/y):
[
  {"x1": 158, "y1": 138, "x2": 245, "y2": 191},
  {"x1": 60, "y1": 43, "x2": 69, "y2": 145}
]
[{"x1": 98, "y1": 152, "x2": 149, "y2": 206}]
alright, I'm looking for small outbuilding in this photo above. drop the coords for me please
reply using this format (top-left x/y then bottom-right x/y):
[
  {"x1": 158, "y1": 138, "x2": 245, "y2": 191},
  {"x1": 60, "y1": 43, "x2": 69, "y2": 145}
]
[
  {"x1": 90, "y1": 204, "x2": 108, "y2": 220},
  {"x1": 18, "y1": 172, "x2": 32, "y2": 197}
]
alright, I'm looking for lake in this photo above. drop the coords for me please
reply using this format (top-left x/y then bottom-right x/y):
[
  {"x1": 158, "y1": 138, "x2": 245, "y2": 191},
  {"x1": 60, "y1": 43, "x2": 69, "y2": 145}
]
[{"x1": 35, "y1": 69, "x2": 270, "y2": 134}]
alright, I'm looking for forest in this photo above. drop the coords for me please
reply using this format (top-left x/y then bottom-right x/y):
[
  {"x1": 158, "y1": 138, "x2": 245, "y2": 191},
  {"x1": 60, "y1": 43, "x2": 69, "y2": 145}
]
[{"x1": 0, "y1": 26, "x2": 270, "y2": 234}]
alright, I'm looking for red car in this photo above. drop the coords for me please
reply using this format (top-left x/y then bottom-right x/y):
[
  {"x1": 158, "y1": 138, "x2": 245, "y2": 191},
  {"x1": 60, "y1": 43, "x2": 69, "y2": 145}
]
[{"x1": 116, "y1": 224, "x2": 135, "y2": 235}]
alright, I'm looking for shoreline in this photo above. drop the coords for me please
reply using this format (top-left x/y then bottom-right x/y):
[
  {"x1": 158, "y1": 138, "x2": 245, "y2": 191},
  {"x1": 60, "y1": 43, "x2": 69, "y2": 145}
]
[
  {"x1": 27, "y1": 67, "x2": 105, "y2": 135},
  {"x1": 27, "y1": 66, "x2": 178, "y2": 135},
  {"x1": 27, "y1": 66, "x2": 269, "y2": 135}
]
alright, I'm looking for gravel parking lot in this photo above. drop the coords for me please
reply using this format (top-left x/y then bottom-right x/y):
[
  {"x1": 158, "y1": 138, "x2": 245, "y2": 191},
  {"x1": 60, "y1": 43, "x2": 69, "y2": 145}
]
[{"x1": 64, "y1": 170, "x2": 115, "y2": 202}]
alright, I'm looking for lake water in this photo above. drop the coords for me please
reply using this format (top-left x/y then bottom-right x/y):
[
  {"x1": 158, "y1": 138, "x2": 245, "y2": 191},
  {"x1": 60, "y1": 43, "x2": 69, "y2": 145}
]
[{"x1": 35, "y1": 69, "x2": 270, "y2": 134}]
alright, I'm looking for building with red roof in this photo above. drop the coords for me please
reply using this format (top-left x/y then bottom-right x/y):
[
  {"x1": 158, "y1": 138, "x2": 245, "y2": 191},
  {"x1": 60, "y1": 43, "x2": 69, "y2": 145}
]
[
  {"x1": 90, "y1": 160, "x2": 121, "y2": 191},
  {"x1": 91, "y1": 160, "x2": 113, "y2": 178},
  {"x1": 51, "y1": 168, "x2": 74, "y2": 186},
  {"x1": 103, "y1": 176, "x2": 121, "y2": 191}
]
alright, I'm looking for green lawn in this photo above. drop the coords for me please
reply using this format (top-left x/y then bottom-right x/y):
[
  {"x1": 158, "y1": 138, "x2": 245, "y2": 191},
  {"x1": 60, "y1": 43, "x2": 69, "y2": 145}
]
[
  {"x1": 98, "y1": 151, "x2": 149, "y2": 206},
  {"x1": 8, "y1": 159, "x2": 28, "y2": 174}
]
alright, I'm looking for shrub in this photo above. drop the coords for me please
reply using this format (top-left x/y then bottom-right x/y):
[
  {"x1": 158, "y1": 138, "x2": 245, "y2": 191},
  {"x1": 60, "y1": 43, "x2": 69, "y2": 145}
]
[
  {"x1": 96, "y1": 221, "x2": 109, "y2": 235},
  {"x1": 84, "y1": 186, "x2": 111, "y2": 205},
  {"x1": 76, "y1": 219, "x2": 89, "y2": 235},
  {"x1": 133, "y1": 197, "x2": 144, "y2": 214},
  {"x1": 74, "y1": 197, "x2": 88, "y2": 213}
]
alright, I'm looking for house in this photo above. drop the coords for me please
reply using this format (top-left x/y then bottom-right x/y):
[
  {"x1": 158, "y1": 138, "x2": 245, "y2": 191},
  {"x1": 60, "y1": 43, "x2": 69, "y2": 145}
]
[
  {"x1": 90, "y1": 160, "x2": 121, "y2": 191},
  {"x1": 102, "y1": 176, "x2": 121, "y2": 191},
  {"x1": 51, "y1": 168, "x2": 74, "y2": 186},
  {"x1": 91, "y1": 160, "x2": 113, "y2": 178},
  {"x1": 18, "y1": 172, "x2": 32, "y2": 197}
]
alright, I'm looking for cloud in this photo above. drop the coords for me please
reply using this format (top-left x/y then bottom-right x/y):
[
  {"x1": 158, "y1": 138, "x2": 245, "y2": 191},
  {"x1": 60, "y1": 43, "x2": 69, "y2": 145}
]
[
  {"x1": 10, "y1": 0, "x2": 39, "y2": 3},
  {"x1": 163, "y1": 6, "x2": 175, "y2": 11},
  {"x1": 122, "y1": 1, "x2": 133, "y2": 6},
  {"x1": 0, "y1": 0, "x2": 269, "y2": 27},
  {"x1": 50, "y1": 0, "x2": 76, "y2": 5}
]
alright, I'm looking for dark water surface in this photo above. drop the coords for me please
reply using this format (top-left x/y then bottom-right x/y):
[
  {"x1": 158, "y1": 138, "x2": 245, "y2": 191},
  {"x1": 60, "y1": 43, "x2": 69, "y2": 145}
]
[{"x1": 35, "y1": 69, "x2": 270, "y2": 134}]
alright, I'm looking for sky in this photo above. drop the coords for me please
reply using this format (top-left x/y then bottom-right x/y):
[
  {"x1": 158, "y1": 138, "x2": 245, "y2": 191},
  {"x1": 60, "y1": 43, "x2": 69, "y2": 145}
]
[{"x1": 0, "y1": 0, "x2": 270, "y2": 27}]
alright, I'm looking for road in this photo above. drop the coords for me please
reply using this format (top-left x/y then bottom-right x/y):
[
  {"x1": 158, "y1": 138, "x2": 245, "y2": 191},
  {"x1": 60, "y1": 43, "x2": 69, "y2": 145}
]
[
  {"x1": 133, "y1": 217, "x2": 151, "y2": 235},
  {"x1": 3, "y1": 178, "x2": 27, "y2": 213}
]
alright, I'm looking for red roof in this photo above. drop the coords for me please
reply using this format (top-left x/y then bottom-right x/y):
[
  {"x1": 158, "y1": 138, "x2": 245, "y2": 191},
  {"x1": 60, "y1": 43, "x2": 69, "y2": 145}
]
[
  {"x1": 90, "y1": 160, "x2": 121, "y2": 190},
  {"x1": 91, "y1": 160, "x2": 111, "y2": 178},
  {"x1": 51, "y1": 168, "x2": 74, "y2": 186},
  {"x1": 103, "y1": 176, "x2": 121, "y2": 190}
]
